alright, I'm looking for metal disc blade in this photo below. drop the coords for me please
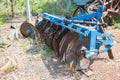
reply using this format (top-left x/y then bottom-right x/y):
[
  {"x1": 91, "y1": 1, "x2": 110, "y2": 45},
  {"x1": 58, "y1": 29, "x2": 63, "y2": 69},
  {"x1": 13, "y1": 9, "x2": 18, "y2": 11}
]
[
  {"x1": 52, "y1": 28, "x2": 68, "y2": 55},
  {"x1": 44, "y1": 24, "x2": 57, "y2": 49},
  {"x1": 37, "y1": 20, "x2": 51, "y2": 41},
  {"x1": 20, "y1": 21, "x2": 35, "y2": 37},
  {"x1": 65, "y1": 35, "x2": 94, "y2": 70},
  {"x1": 59, "y1": 32, "x2": 77, "y2": 59}
]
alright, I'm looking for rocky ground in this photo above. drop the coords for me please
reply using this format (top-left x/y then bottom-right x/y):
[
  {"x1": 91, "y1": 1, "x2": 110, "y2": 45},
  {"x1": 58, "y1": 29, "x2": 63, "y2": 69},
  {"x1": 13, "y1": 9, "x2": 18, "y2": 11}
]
[{"x1": 0, "y1": 17, "x2": 120, "y2": 80}]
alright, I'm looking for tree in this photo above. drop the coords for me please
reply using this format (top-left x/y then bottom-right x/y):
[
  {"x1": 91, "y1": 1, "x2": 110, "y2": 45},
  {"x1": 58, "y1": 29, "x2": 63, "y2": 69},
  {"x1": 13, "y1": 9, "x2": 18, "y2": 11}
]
[{"x1": 10, "y1": 0, "x2": 14, "y2": 17}]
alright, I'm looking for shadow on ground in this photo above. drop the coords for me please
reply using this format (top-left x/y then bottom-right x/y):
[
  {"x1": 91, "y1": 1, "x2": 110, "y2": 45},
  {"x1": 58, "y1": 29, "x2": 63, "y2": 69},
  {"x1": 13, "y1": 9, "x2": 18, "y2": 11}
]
[{"x1": 25, "y1": 40, "x2": 84, "y2": 79}]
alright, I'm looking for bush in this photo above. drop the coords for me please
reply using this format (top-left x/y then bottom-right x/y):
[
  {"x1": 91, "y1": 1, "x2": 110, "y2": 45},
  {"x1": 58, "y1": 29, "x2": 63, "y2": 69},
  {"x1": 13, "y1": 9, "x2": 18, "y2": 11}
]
[
  {"x1": 114, "y1": 23, "x2": 120, "y2": 29},
  {"x1": 41, "y1": 2, "x2": 66, "y2": 15},
  {"x1": 113, "y1": 16, "x2": 120, "y2": 29}
]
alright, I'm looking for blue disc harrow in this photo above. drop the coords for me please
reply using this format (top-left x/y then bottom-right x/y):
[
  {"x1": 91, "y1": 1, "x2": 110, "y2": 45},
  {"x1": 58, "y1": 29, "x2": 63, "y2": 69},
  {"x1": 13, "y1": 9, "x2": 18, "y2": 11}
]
[
  {"x1": 20, "y1": 0, "x2": 114, "y2": 71},
  {"x1": 34, "y1": 6, "x2": 114, "y2": 70}
]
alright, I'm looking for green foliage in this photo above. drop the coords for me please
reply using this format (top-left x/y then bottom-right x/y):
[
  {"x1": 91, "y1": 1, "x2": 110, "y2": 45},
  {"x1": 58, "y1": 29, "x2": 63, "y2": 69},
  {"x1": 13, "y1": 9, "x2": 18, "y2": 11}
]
[
  {"x1": 29, "y1": 0, "x2": 46, "y2": 15},
  {"x1": 14, "y1": 0, "x2": 26, "y2": 15},
  {"x1": 114, "y1": 23, "x2": 120, "y2": 29},
  {"x1": 26, "y1": 39, "x2": 53, "y2": 59},
  {"x1": 113, "y1": 16, "x2": 120, "y2": 29},
  {"x1": 0, "y1": 7, "x2": 10, "y2": 16},
  {"x1": 30, "y1": 0, "x2": 65, "y2": 15},
  {"x1": 30, "y1": 0, "x2": 75, "y2": 16},
  {"x1": 113, "y1": 16, "x2": 120, "y2": 23},
  {"x1": 0, "y1": 0, "x2": 73, "y2": 18},
  {"x1": 40, "y1": 48, "x2": 53, "y2": 59},
  {"x1": 104, "y1": 16, "x2": 120, "y2": 29},
  {"x1": 41, "y1": 1, "x2": 66, "y2": 15},
  {"x1": 0, "y1": 0, "x2": 120, "y2": 28},
  {"x1": 0, "y1": 7, "x2": 11, "y2": 25},
  {"x1": 0, "y1": 0, "x2": 26, "y2": 25},
  {"x1": 39, "y1": 0, "x2": 74, "y2": 15}
]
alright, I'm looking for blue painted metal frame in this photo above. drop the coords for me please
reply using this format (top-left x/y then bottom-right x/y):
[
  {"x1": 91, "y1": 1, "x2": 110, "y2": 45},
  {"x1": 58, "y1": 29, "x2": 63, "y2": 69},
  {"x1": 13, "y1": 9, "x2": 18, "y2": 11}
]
[
  {"x1": 69, "y1": 6, "x2": 104, "y2": 22},
  {"x1": 38, "y1": 6, "x2": 113, "y2": 59}
]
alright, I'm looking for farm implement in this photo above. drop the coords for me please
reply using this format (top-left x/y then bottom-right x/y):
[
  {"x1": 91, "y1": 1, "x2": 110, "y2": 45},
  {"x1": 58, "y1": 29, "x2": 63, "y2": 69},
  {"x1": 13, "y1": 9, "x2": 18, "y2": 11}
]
[{"x1": 20, "y1": 0, "x2": 115, "y2": 71}]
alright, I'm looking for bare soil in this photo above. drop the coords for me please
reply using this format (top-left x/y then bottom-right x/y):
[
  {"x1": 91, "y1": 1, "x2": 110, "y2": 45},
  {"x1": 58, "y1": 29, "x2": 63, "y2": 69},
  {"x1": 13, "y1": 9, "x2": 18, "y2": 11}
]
[{"x1": 0, "y1": 17, "x2": 120, "y2": 80}]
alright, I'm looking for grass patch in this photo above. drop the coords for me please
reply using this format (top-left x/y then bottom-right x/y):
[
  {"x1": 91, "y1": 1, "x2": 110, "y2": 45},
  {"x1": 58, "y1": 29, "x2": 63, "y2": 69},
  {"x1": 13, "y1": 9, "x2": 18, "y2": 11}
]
[
  {"x1": 113, "y1": 16, "x2": 120, "y2": 23},
  {"x1": 26, "y1": 39, "x2": 53, "y2": 59},
  {"x1": 26, "y1": 44, "x2": 53, "y2": 59},
  {"x1": 113, "y1": 16, "x2": 120, "y2": 29},
  {"x1": 104, "y1": 16, "x2": 120, "y2": 29},
  {"x1": 40, "y1": 47, "x2": 53, "y2": 59},
  {"x1": 114, "y1": 23, "x2": 120, "y2": 29}
]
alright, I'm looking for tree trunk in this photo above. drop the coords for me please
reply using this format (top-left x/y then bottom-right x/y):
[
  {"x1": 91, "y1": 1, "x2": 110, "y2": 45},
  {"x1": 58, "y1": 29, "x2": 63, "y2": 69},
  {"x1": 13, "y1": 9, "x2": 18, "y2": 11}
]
[{"x1": 10, "y1": 0, "x2": 14, "y2": 17}]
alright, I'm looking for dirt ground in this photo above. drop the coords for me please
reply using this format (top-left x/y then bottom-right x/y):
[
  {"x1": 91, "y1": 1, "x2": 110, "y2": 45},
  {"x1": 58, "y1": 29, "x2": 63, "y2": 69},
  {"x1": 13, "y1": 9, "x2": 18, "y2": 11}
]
[{"x1": 0, "y1": 17, "x2": 120, "y2": 80}]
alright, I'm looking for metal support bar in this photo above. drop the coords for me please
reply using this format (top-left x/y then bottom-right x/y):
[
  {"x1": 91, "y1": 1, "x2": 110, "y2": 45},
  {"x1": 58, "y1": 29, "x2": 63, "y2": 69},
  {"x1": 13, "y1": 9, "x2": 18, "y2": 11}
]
[{"x1": 70, "y1": 6, "x2": 104, "y2": 22}]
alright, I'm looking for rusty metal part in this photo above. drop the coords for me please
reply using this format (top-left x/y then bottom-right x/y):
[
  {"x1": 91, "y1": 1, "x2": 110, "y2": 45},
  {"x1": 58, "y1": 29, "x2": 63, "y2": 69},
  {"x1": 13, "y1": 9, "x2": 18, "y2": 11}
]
[
  {"x1": 86, "y1": 0, "x2": 120, "y2": 25},
  {"x1": 36, "y1": 20, "x2": 51, "y2": 41},
  {"x1": 44, "y1": 24, "x2": 58, "y2": 49},
  {"x1": 52, "y1": 28, "x2": 69, "y2": 55},
  {"x1": 59, "y1": 32, "x2": 78, "y2": 59},
  {"x1": 108, "y1": 49, "x2": 114, "y2": 60},
  {"x1": 65, "y1": 35, "x2": 95, "y2": 70},
  {"x1": 108, "y1": 10, "x2": 120, "y2": 16},
  {"x1": 20, "y1": 21, "x2": 35, "y2": 38},
  {"x1": 36, "y1": 19, "x2": 46, "y2": 40}
]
